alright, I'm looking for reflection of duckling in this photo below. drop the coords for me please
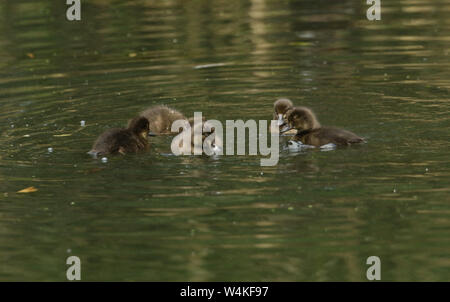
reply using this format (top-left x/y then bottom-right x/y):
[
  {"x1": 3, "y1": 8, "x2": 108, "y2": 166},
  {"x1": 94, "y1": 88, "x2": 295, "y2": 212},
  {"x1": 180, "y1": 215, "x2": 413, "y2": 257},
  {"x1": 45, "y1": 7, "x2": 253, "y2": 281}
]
[
  {"x1": 88, "y1": 116, "x2": 151, "y2": 157},
  {"x1": 282, "y1": 107, "x2": 365, "y2": 146},
  {"x1": 272, "y1": 98, "x2": 296, "y2": 135},
  {"x1": 139, "y1": 105, "x2": 186, "y2": 135}
]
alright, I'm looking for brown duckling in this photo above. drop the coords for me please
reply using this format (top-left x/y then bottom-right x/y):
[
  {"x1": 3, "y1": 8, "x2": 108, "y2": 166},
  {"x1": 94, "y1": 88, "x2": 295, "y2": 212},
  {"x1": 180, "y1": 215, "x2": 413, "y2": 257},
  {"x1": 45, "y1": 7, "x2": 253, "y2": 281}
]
[
  {"x1": 281, "y1": 107, "x2": 365, "y2": 147},
  {"x1": 272, "y1": 98, "x2": 296, "y2": 135},
  {"x1": 138, "y1": 105, "x2": 186, "y2": 135},
  {"x1": 88, "y1": 116, "x2": 151, "y2": 157}
]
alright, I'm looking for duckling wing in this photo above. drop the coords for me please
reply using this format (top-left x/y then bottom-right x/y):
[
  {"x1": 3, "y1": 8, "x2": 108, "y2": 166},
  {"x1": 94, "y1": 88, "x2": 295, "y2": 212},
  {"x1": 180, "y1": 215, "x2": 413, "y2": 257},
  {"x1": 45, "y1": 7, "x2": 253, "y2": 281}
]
[
  {"x1": 319, "y1": 127, "x2": 364, "y2": 146},
  {"x1": 91, "y1": 129, "x2": 131, "y2": 155}
]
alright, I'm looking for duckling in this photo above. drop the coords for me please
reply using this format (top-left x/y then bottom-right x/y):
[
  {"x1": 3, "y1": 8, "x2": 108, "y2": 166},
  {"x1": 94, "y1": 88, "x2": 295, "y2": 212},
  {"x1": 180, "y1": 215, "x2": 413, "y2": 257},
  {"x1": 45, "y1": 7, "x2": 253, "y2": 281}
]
[
  {"x1": 172, "y1": 116, "x2": 222, "y2": 155},
  {"x1": 282, "y1": 107, "x2": 365, "y2": 147},
  {"x1": 191, "y1": 117, "x2": 222, "y2": 154},
  {"x1": 138, "y1": 105, "x2": 186, "y2": 135},
  {"x1": 88, "y1": 116, "x2": 151, "y2": 157},
  {"x1": 272, "y1": 98, "x2": 296, "y2": 135}
]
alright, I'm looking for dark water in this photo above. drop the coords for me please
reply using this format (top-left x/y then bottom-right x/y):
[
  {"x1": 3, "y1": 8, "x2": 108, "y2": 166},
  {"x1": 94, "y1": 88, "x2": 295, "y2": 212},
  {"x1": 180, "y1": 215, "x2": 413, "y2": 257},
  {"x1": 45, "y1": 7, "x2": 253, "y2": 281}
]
[{"x1": 0, "y1": 0, "x2": 449, "y2": 281}]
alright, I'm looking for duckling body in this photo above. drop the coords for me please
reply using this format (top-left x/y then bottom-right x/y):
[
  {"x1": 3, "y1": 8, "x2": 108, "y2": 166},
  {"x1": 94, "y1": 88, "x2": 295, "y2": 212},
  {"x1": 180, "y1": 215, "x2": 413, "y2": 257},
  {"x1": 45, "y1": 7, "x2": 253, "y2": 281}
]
[
  {"x1": 172, "y1": 116, "x2": 222, "y2": 155},
  {"x1": 140, "y1": 105, "x2": 185, "y2": 135},
  {"x1": 272, "y1": 98, "x2": 297, "y2": 135},
  {"x1": 293, "y1": 127, "x2": 364, "y2": 146},
  {"x1": 285, "y1": 107, "x2": 364, "y2": 147},
  {"x1": 88, "y1": 116, "x2": 150, "y2": 156}
]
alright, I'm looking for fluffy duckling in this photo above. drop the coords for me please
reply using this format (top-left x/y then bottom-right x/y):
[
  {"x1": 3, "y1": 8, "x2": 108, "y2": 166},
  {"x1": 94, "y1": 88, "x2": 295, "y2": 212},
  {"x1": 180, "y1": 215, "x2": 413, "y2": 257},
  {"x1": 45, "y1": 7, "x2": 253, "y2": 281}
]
[
  {"x1": 272, "y1": 98, "x2": 296, "y2": 135},
  {"x1": 88, "y1": 116, "x2": 151, "y2": 157},
  {"x1": 138, "y1": 105, "x2": 186, "y2": 135},
  {"x1": 282, "y1": 107, "x2": 364, "y2": 146},
  {"x1": 172, "y1": 116, "x2": 222, "y2": 155}
]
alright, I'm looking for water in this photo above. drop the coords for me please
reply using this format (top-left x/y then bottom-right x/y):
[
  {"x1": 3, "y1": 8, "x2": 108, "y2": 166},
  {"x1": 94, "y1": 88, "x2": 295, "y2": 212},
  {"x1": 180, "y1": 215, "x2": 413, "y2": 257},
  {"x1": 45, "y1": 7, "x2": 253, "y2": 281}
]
[{"x1": 0, "y1": 0, "x2": 449, "y2": 281}]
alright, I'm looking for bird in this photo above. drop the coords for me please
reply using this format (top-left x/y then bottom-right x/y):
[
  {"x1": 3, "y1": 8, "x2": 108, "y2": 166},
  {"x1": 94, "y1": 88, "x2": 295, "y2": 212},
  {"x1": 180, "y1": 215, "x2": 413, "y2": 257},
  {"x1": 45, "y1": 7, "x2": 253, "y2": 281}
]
[
  {"x1": 272, "y1": 98, "x2": 296, "y2": 135},
  {"x1": 138, "y1": 105, "x2": 186, "y2": 135},
  {"x1": 281, "y1": 106, "x2": 365, "y2": 146}
]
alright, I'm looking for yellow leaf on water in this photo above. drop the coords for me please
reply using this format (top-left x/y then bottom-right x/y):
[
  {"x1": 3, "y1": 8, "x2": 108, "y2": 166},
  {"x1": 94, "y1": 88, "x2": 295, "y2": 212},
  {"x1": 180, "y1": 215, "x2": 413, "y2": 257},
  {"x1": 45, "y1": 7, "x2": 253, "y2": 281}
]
[
  {"x1": 17, "y1": 186, "x2": 38, "y2": 193},
  {"x1": 128, "y1": 52, "x2": 137, "y2": 57},
  {"x1": 26, "y1": 53, "x2": 35, "y2": 59}
]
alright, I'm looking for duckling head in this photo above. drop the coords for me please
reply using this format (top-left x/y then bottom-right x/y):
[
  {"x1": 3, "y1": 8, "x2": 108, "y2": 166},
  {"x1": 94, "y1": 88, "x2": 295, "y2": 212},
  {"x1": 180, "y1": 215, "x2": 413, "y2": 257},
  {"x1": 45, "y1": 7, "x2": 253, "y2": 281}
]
[
  {"x1": 128, "y1": 116, "x2": 151, "y2": 139},
  {"x1": 283, "y1": 107, "x2": 321, "y2": 132},
  {"x1": 273, "y1": 98, "x2": 294, "y2": 126}
]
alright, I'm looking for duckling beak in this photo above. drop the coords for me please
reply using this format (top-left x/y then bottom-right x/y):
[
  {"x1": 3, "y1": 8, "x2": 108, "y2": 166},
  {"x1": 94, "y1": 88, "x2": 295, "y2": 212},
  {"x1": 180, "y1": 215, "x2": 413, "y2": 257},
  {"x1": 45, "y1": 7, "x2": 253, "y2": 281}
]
[
  {"x1": 280, "y1": 125, "x2": 292, "y2": 134},
  {"x1": 277, "y1": 114, "x2": 284, "y2": 126}
]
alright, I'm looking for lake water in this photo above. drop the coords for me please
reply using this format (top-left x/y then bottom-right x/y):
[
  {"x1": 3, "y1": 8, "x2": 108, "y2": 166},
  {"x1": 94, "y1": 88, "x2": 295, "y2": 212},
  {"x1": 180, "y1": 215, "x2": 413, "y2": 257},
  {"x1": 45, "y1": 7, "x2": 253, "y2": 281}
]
[{"x1": 0, "y1": 0, "x2": 449, "y2": 281}]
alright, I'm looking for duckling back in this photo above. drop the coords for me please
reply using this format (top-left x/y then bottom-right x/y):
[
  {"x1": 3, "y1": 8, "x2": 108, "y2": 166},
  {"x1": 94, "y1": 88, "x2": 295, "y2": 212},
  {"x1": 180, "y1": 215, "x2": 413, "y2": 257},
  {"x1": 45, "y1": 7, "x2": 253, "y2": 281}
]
[
  {"x1": 140, "y1": 105, "x2": 185, "y2": 134},
  {"x1": 89, "y1": 116, "x2": 150, "y2": 156},
  {"x1": 294, "y1": 127, "x2": 364, "y2": 147}
]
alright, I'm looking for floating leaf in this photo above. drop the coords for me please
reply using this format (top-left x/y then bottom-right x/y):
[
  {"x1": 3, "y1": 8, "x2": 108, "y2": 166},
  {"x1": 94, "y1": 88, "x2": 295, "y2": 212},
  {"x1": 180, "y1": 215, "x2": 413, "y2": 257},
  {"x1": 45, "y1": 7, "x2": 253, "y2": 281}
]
[
  {"x1": 17, "y1": 186, "x2": 38, "y2": 193},
  {"x1": 128, "y1": 52, "x2": 137, "y2": 58},
  {"x1": 26, "y1": 53, "x2": 35, "y2": 59}
]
